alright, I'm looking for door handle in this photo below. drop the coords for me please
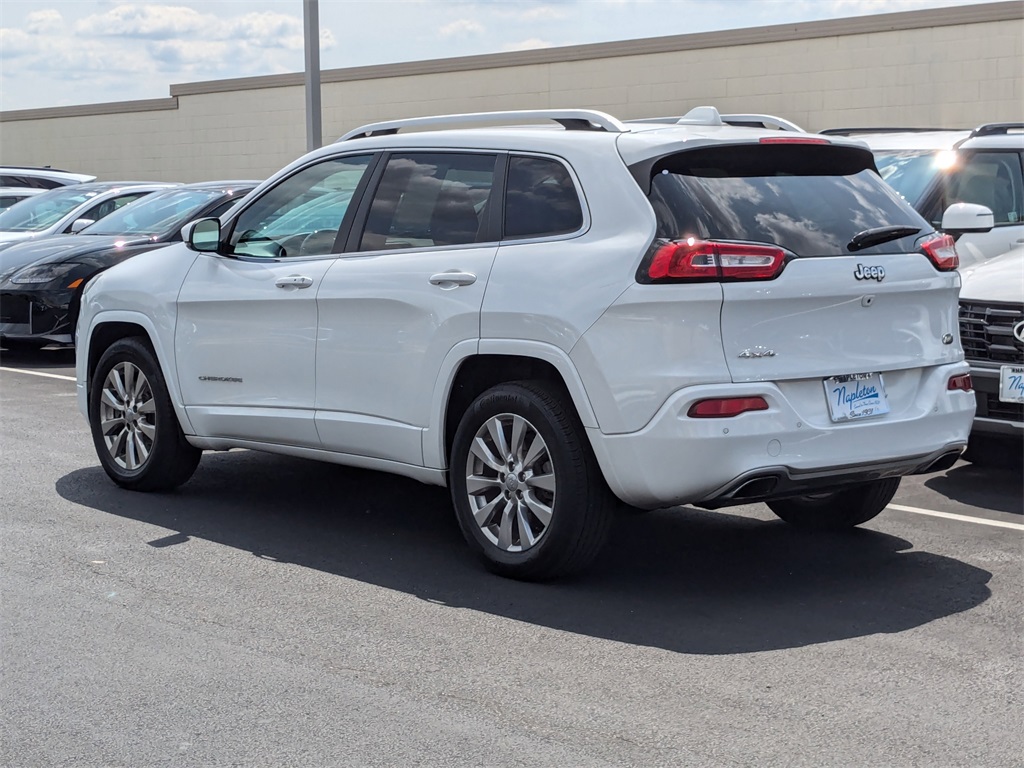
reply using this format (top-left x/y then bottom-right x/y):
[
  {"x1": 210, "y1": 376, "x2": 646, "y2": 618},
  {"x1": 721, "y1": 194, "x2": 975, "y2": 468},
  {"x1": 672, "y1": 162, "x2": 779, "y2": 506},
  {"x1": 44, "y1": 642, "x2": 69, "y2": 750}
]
[
  {"x1": 429, "y1": 270, "x2": 477, "y2": 288},
  {"x1": 275, "y1": 275, "x2": 314, "y2": 289}
]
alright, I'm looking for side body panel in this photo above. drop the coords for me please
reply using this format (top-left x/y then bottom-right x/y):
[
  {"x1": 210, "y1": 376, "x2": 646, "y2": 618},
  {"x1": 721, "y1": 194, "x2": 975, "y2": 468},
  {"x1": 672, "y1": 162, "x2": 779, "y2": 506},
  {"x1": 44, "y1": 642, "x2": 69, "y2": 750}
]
[
  {"x1": 175, "y1": 253, "x2": 335, "y2": 447},
  {"x1": 315, "y1": 244, "x2": 498, "y2": 465}
]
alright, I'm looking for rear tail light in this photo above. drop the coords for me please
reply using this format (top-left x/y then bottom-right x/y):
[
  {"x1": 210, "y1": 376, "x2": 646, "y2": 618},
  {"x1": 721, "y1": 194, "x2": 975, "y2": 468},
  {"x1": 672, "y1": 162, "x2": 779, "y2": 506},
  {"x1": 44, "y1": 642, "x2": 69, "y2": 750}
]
[
  {"x1": 646, "y1": 238, "x2": 787, "y2": 282},
  {"x1": 947, "y1": 373, "x2": 973, "y2": 392},
  {"x1": 687, "y1": 396, "x2": 770, "y2": 418},
  {"x1": 920, "y1": 233, "x2": 959, "y2": 271}
]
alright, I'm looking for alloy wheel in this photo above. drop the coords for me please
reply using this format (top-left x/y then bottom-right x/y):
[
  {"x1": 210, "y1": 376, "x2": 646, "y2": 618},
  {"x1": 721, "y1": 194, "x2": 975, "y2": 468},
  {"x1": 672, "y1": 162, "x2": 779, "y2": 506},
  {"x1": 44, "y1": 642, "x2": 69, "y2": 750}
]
[
  {"x1": 464, "y1": 413, "x2": 556, "y2": 552},
  {"x1": 99, "y1": 361, "x2": 156, "y2": 471}
]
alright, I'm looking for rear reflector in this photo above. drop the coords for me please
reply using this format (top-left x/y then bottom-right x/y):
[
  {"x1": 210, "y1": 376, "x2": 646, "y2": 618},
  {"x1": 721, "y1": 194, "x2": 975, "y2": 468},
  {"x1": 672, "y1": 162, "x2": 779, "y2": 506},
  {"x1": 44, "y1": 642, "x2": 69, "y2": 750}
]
[
  {"x1": 920, "y1": 233, "x2": 959, "y2": 271},
  {"x1": 759, "y1": 137, "x2": 830, "y2": 145},
  {"x1": 947, "y1": 373, "x2": 973, "y2": 392},
  {"x1": 688, "y1": 396, "x2": 770, "y2": 418},
  {"x1": 647, "y1": 239, "x2": 786, "y2": 282}
]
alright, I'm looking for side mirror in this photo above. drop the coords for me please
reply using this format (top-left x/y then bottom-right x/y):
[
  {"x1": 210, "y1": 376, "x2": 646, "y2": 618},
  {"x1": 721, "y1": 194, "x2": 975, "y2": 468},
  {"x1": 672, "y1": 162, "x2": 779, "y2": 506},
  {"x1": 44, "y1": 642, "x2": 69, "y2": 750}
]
[
  {"x1": 183, "y1": 218, "x2": 222, "y2": 252},
  {"x1": 940, "y1": 203, "x2": 994, "y2": 240},
  {"x1": 70, "y1": 218, "x2": 95, "y2": 234}
]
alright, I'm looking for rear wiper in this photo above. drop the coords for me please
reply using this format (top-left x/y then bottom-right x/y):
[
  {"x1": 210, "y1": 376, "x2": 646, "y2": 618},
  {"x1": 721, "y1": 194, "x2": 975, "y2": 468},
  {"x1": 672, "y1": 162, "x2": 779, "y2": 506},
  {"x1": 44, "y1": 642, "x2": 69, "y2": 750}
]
[{"x1": 847, "y1": 225, "x2": 921, "y2": 252}]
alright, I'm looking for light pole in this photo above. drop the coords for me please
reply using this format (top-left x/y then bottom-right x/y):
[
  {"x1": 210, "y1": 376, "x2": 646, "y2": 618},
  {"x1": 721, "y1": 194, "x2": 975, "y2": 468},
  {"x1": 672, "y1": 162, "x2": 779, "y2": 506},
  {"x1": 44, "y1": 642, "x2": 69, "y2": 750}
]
[{"x1": 303, "y1": 0, "x2": 322, "y2": 151}]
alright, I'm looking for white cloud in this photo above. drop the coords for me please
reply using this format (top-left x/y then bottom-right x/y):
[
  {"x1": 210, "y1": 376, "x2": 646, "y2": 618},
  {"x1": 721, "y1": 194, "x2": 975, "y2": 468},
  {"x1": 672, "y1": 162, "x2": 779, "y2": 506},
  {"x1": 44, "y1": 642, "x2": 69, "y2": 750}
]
[
  {"x1": 495, "y1": 6, "x2": 569, "y2": 22},
  {"x1": 502, "y1": 38, "x2": 554, "y2": 52},
  {"x1": 439, "y1": 19, "x2": 485, "y2": 38},
  {"x1": 75, "y1": 4, "x2": 210, "y2": 39},
  {"x1": 25, "y1": 9, "x2": 64, "y2": 34},
  {"x1": 0, "y1": 28, "x2": 39, "y2": 57}
]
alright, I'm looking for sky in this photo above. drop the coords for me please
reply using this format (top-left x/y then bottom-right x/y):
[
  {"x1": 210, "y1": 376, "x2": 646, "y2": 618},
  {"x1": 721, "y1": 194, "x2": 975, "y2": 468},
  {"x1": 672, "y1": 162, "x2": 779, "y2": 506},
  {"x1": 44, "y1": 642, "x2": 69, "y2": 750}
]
[{"x1": 0, "y1": 0, "x2": 1002, "y2": 112}]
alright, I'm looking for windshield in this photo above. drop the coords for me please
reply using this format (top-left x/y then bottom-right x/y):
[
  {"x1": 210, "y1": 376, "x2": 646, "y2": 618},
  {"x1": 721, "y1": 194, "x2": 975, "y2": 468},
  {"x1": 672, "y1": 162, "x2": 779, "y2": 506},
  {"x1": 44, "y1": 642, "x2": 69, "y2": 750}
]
[
  {"x1": 0, "y1": 186, "x2": 99, "y2": 232},
  {"x1": 646, "y1": 144, "x2": 929, "y2": 257},
  {"x1": 83, "y1": 188, "x2": 223, "y2": 236},
  {"x1": 873, "y1": 150, "x2": 951, "y2": 207}
]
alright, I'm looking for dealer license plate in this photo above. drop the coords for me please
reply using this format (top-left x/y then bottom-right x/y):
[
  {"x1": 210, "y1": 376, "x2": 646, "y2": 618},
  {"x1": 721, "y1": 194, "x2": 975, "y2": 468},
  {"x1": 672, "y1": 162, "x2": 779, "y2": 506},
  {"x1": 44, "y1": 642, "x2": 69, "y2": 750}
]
[
  {"x1": 999, "y1": 365, "x2": 1024, "y2": 403},
  {"x1": 823, "y1": 372, "x2": 890, "y2": 423}
]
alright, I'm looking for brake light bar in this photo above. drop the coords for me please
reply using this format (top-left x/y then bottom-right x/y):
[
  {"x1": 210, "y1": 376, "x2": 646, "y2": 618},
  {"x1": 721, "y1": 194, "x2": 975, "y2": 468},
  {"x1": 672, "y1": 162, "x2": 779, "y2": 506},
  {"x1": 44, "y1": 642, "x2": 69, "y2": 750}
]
[
  {"x1": 920, "y1": 233, "x2": 959, "y2": 271},
  {"x1": 758, "y1": 137, "x2": 830, "y2": 145},
  {"x1": 688, "y1": 397, "x2": 770, "y2": 418},
  {"x1": 647, "y1": 238, "x2": 787, "y2": 282}
]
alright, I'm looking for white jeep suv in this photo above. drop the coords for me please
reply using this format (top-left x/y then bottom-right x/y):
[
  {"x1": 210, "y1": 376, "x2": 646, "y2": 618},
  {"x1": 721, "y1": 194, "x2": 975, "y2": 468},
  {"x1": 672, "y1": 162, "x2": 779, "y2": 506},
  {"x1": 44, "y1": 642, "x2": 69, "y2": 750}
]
[{"x1": 77, "y1": 107, "x2": 979, "y2": 580}]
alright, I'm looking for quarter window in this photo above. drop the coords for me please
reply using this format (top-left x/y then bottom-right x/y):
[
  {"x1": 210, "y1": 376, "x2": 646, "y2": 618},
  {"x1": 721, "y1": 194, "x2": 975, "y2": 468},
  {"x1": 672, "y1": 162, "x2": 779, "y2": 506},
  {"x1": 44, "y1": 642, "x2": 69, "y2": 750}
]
[
  {"x1": 231, "y1": 155, "x2": 373, "y2": 258},
  {"x1": 504, "y1": 155, "x2": 583, "y2": 239},
  {"x1": 359, "y1": 153, "x2": 497, "y2": 251}
]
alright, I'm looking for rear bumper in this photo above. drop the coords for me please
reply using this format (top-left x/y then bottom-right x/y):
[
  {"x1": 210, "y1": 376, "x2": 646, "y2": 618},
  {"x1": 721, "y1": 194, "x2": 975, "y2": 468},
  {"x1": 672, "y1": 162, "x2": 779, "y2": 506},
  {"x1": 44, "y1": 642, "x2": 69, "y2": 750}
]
[
  {"x1": 695, "y1": 445, "x2": 963, "y2": 509},
  {"x1": 587, "y1": 362, "x2": 975, "y2": 509}
]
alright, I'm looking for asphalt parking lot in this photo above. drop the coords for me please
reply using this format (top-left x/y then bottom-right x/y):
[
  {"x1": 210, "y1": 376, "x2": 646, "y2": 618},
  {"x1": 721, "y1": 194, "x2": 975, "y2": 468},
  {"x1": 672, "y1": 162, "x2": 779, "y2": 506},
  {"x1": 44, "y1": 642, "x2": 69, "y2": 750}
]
[{"x1": 2, "y1": 346, "x2": 1021, "y2": 767}]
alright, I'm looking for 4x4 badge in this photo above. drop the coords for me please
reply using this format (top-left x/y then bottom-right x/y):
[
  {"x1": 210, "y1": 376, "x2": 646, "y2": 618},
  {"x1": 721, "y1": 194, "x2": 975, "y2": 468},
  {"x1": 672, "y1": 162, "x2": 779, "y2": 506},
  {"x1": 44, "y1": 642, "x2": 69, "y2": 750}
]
[{"x1": 854, "y1": 264, "x2": 885, "y2": 281}]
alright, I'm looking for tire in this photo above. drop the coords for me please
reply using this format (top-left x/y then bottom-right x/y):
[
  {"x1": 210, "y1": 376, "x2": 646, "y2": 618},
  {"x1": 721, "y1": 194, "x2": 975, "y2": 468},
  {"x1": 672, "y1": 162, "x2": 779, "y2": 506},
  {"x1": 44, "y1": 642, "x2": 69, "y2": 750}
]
[
  {"x1": 449, "y1": 381, "x2": 615, "y2": 581},
  {"x1": 767, "y1": 477, "x2": 900, "y2": 530},
  {"x1": 89, "y1": 337, "x2": 201, "y2": 492}
]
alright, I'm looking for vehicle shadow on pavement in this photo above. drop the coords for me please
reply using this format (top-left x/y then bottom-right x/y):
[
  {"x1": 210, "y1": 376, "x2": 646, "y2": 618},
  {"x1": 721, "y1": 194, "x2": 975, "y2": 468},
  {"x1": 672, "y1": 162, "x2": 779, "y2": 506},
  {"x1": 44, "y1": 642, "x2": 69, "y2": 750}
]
[
  {"x1": 0, "y1": 345, "x2": 75, "y2": 370},
  {"x1": 56, "y1": 450, "x2": 993, "y2": 656},
  {"x1": 924, "y1": 462, "x2": 1024, "y2": 515}
]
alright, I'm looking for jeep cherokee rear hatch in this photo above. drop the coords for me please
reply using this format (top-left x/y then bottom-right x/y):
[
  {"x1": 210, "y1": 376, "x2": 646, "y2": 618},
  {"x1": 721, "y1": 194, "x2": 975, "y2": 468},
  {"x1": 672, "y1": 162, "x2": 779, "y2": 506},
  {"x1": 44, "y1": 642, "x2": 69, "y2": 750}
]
[{"x1": 634, "y1": 142, "x2": 962, "y2": 387}]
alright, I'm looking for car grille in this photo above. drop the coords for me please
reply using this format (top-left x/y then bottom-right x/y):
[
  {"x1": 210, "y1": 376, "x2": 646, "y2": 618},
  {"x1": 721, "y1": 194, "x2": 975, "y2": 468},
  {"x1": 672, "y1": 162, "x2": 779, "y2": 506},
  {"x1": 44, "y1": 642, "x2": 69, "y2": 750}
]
[
  {"x1": 958, "y1": 301, "x2": 1024, "y2": 364},
  {"x1": 982, "y1": 392, "x2": 1024, "y2": 422},
  {"x1": 0, "y1": 293, "x2": 32, "y2": 325}
]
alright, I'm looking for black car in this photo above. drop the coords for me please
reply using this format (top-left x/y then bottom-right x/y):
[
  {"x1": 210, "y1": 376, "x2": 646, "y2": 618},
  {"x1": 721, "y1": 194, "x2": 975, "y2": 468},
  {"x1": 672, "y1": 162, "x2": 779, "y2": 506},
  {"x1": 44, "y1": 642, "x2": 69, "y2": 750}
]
[{"x1": 0, "y1": 181, "x2": 256, "y2": 348}]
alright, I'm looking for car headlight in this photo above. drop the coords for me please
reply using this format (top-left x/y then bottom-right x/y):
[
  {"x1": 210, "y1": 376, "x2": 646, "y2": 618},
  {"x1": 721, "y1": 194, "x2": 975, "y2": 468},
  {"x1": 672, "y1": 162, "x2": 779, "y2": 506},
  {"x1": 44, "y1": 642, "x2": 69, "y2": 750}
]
[{"x1": 10, "y1": 262, "x2": 82, "y2": 286}]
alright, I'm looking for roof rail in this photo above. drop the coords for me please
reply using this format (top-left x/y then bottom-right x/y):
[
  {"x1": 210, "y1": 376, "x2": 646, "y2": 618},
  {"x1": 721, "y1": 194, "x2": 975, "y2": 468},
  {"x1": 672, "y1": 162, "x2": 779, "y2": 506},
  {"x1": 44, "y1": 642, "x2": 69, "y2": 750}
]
[
  {"x1": 968, "y1": 122, "x2": 1024, "y2": 138},
  {"x1": 720, "y1": 113, "x2": 804, "y2": 132},
  {"x1": 626, "y1": 107, "x2": 803, "y2": 132},
  {"x1": 338, "y1": 109, "x2": 629, "y2": 142},
  {"x1": 819, "y1": 127, "x2": 965, "y2": 136}
]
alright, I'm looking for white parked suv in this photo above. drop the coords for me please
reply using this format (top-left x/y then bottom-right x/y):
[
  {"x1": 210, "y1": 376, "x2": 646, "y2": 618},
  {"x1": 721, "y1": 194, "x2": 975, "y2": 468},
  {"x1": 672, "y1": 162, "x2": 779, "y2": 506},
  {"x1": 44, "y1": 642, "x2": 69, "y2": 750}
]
[
  {"x1": 821, "y1": 124, "x2": 1024, "y2": 267},
  {"x1": 77, "y1": 107, "x2": 980, "y2": 580},
  {"x1": 958, "y1": 245, "x2": 1024, "y2": 463}
]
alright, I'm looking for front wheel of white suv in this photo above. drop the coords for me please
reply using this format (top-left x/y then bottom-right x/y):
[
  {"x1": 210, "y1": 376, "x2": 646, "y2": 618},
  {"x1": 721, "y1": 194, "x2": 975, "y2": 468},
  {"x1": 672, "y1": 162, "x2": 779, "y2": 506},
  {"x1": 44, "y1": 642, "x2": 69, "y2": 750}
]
[
  {"x1": 89, "y1": 337, "x2": 201, "y2": 492},
  {"x1": 449, "y1": 381, "x2": 615, "y2": 581},
  {"x1": 766, "y1": 477, "x2": 900, "y2": 530}
]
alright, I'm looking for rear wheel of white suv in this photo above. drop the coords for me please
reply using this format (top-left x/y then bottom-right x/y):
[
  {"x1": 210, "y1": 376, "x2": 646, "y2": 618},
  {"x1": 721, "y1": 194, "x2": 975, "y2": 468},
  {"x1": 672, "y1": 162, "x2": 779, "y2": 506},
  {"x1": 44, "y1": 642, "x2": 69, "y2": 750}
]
[
  {"x1": 449, "y1": 381, "x2": 615, "y2": 581},
  {"x1": 766, "y1": 478, "x2": 900, "y2": 530},
  {"x1": 89, "y1": 337, "x2": 201, "y2": 492}
]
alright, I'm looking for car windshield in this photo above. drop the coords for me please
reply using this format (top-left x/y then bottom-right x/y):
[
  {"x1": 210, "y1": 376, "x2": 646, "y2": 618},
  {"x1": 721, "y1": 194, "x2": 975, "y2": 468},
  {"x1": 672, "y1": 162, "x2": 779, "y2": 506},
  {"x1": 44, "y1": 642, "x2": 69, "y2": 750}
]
[
  {"x1": 0, "y1": 186, "x2": 100, "y2": 232},
  {"x1": 83, "y1": 188, "x2": 223, "y2": 236},
  {"x1": 646, "y1": 144, "x2": 929, "y2": 257},
  {"x1": 873, "y1": 150, "x2": 950, "y2": 207}
]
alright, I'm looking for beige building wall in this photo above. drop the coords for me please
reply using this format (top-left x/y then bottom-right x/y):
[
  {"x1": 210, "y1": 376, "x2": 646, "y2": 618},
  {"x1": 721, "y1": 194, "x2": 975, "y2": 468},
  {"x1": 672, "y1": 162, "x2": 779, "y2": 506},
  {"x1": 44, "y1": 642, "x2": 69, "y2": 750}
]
[{"x1": 1, "y1": 2, "x2": 1021, "y2": 183}]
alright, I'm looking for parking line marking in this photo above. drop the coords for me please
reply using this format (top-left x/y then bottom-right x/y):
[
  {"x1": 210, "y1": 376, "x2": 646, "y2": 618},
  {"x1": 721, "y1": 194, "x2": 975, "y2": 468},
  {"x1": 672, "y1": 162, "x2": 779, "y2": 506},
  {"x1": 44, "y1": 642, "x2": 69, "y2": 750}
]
[
  {"x1": 0, "y1": 367, "x2": 76, "y2": 382},
  {"x1": 888, "y1": 503, "x2": 1024, "y2": 531}
]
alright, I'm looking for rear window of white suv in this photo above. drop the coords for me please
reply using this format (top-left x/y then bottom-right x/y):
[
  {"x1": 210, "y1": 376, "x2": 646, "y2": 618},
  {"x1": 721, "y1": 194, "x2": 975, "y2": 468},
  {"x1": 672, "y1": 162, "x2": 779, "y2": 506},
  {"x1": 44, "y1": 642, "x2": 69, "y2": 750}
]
[{"x1": 646, "y1": 144, "x2": 929, "y2": 257}]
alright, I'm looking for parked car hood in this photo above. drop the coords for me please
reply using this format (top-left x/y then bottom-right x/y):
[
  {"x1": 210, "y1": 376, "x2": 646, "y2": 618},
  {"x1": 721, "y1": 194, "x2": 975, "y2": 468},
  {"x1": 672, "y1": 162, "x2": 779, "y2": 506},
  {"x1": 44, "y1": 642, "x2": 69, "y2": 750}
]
[
  {"x1": 0, "y1": 231, "x2": 35, "y2": 250},
  {"x1": 958, "y1": 246, "x2": 1024, "y2": 303},
  {"x1": 0, "y1": 233, "x2": 158, "y2": 277}
]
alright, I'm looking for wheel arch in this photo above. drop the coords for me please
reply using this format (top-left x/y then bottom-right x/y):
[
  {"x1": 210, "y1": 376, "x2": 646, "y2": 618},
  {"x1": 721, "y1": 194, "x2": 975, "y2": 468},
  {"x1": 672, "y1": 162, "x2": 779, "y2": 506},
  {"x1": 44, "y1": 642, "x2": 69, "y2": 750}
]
[
  {"x1": 425, "y1": 339, "x2": 600, "y2": 470},
  {"x1": 84, "y1": 311, "x2": 195, "y2": 435}
]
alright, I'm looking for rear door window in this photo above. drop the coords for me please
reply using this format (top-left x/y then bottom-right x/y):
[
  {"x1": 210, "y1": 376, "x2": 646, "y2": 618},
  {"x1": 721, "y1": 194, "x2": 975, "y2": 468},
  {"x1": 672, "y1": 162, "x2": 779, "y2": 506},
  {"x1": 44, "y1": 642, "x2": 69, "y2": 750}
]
[{"x1": 644, "y1": 144, "x2": 929, "y2": 257}]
